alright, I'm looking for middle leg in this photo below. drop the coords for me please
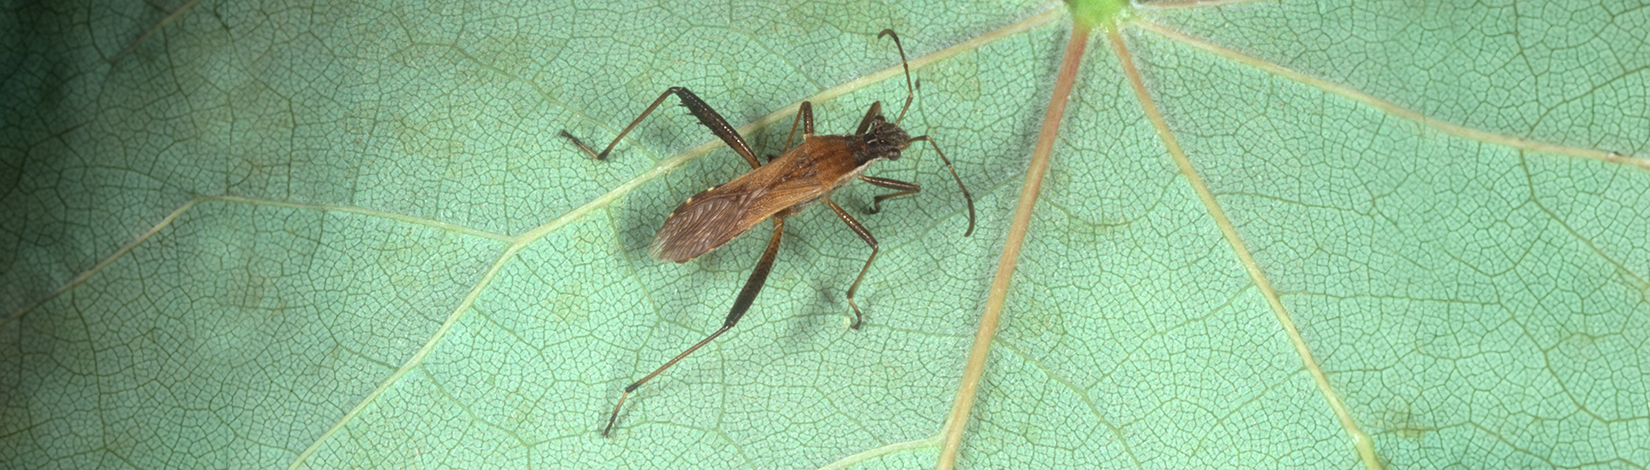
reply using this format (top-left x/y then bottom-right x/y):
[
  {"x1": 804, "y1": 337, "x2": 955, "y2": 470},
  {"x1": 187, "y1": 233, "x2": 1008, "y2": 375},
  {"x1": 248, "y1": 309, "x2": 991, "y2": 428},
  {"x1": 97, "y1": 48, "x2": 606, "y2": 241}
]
[
  {"x1": 771, "y1": 102, "x2": 816, "y2": 163},
  {"x1": 781, "y1": 101, "x2": 816, "y2": 151}
]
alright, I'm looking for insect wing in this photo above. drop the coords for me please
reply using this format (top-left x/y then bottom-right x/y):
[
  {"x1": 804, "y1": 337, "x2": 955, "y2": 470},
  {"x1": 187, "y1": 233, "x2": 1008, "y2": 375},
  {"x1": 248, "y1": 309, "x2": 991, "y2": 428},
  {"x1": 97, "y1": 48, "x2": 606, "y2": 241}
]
[
  {"x1": 649, "y1": 160, "x2": 826, "y2": 262},
  {"x1": 648, "y1": 185, "x2": 764, "y2": 262}
]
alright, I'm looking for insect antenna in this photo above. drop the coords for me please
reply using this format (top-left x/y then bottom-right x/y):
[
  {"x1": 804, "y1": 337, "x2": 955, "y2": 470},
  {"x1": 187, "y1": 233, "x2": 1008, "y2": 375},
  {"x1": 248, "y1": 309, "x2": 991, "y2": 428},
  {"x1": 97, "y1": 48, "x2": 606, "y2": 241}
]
[
  {"x1": 907, "y1": 80, "x2": 976, "y2": 237},
  {"x1": 877, "y1": 29, "x2": 915, "y2": 126},
  {"x1": 909, "y1": 135, "x2": 976, "y2": 237},
  {"x1": 879, "y1": 30, "x2": 975, "y2": 236}
]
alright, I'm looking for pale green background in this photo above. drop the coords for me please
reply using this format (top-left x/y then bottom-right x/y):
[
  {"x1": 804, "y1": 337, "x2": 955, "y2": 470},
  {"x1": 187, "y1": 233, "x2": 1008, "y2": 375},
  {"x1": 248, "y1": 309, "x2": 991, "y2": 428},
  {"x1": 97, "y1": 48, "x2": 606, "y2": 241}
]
[{"x1": 2, "y1": 0, "x2": 1646, "y2": 469}]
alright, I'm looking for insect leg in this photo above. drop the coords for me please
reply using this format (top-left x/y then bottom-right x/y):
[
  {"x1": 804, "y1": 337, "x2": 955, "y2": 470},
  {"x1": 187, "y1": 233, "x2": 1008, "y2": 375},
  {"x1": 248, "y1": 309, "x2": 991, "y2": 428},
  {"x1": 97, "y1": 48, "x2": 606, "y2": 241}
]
[
  {"x1": 854, "y1": 101, "x2": 883, "y2": 135},
  {"x1": 823, "y1": 198, "x2": 879, "y2": 330},
  {"x1": 801, "y1": 102, "x2": 815, "y2": 136},
  {"x1": 562, "y1": 87, "x2": 762, "y2": 170},
  {"x1": 781, "y1": 102, "x2": 815, "y2": 155},
  {"x1": 858, "y1": 176, "x2": 921, "y2": 214},
  {"x1": 602, "y1": 217, "x2": 787, "y2": 437}
]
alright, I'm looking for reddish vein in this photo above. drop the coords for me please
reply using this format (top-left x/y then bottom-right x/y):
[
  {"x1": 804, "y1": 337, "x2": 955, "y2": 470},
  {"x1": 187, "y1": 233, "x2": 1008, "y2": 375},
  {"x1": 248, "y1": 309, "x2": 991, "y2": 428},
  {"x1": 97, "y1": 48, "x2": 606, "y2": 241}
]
[
  {"x1": 1110, "y1": 24, "x2": 1384, "y2": 470},
  {"x1": 935, "y1": 18, "x2": 1094, "y2": 470}
]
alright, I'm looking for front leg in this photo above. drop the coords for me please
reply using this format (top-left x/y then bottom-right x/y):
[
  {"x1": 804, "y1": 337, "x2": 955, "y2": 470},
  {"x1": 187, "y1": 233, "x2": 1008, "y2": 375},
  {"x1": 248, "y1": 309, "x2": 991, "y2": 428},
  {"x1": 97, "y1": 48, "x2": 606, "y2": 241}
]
[
  {"x1": 823, "y1": 198, "x2": 879, "y2": 330},
  {"x1": 858, "y1": 175, "x2": 921, "y2": 214}
]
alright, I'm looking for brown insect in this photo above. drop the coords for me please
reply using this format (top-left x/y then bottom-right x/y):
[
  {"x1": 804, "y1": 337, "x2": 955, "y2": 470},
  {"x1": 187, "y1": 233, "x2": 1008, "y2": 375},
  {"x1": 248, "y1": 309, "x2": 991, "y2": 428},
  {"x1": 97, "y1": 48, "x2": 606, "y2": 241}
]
[{"x1": 561, "y1": 30, "x2": 975, "y2": 437}]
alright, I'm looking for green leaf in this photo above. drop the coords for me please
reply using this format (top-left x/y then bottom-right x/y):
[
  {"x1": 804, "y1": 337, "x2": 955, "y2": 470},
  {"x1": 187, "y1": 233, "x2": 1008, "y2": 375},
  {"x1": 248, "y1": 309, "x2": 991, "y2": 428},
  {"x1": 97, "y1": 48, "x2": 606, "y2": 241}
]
[{"x1": 3, "y1": 0, "x2": 1645, "y2": 469}]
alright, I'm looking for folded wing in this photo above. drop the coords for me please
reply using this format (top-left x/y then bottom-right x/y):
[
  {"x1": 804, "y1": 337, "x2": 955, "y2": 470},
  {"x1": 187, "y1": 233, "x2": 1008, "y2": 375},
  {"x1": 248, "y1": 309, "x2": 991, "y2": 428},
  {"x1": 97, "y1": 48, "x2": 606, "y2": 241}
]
[{"x1": 649, "y1": 171, "x2": 829, "y2": 261}]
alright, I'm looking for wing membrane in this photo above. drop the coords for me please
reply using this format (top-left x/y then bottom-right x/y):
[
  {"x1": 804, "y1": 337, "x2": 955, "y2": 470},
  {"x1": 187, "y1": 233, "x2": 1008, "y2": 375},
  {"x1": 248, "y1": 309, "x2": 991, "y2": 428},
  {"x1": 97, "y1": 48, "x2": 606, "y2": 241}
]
[{"x1": 648, "y1": 152, "x2": 840, "y2": 262}]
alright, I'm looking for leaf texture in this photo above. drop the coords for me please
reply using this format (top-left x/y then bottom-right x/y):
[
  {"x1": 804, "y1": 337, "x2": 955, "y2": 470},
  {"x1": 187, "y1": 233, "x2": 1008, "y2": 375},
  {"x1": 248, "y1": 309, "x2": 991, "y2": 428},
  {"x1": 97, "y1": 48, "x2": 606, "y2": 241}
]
[{"x1": 2, "y1": 0, "x2": 1645, "y2": 468}]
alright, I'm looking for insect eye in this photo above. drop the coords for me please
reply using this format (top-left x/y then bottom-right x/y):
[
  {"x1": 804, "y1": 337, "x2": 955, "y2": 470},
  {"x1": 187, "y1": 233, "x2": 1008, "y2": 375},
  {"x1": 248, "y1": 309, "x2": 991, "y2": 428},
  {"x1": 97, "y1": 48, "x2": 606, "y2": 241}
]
[{"x1": 889, "y1": 149, "x2": 901, "y2": 159}]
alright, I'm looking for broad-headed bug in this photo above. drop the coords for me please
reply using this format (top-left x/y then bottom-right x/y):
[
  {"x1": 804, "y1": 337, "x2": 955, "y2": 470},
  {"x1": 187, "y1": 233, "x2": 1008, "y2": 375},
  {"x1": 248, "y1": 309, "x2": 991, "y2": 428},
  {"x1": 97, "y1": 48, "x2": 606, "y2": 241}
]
[{"x1": 561, "y1": 30, "x2": 975, "y2": 437}]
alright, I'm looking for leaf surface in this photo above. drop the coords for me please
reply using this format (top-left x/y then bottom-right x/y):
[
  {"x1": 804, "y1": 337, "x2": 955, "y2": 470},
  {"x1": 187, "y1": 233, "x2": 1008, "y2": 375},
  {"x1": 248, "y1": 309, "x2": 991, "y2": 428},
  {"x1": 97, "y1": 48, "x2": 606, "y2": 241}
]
[{"x1": 2, "y1": 0, "x2": 1645, "y2": 468}]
